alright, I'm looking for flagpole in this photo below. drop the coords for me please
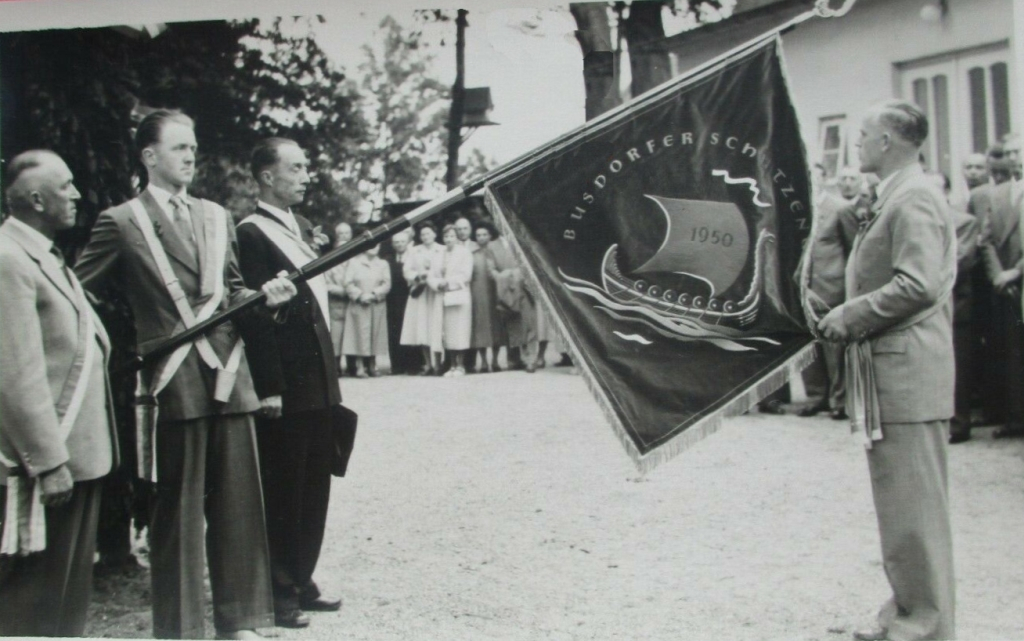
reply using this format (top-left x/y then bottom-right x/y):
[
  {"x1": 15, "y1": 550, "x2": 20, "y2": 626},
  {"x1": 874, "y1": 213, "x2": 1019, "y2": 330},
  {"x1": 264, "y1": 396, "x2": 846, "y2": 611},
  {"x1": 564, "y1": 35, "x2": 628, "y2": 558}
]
[{"x1": 133, "y1": 6, "x2": 833, "y2": 372}]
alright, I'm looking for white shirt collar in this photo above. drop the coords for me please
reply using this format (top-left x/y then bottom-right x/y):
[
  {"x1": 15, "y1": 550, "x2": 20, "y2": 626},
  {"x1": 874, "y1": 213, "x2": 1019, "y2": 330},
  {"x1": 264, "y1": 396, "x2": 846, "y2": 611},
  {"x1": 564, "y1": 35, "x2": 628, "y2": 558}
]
[
  {"x1": 6, "y1": 216, "x2": 54, "y2": 254},
  {"x1": 147, "y1": 184, "x2": 187, "y2": 213},
  {"x1": 257, "y1": 200, "x2": 298, "y2": 232}
]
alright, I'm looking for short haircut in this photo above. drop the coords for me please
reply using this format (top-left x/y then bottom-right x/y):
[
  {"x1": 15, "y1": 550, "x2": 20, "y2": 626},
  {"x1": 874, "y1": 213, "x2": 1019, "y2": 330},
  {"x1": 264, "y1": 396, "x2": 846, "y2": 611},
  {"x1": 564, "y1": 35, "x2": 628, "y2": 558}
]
[
  {"x1": 3, "y1": 150, "x2": 61, "y2": 212},
  {"x1": 987, "y1": 143, "x2": 1005, "y2": 160},
  {"x1": 135, "y1": 110, "x2": 194, "y2": 156},
  {"x1": 417, "y1": 221, "x2": 437, "y2": 235},
  {"x1": 473, "y1": 219, "x2": 500, "y2": 239},
  {"x1": 875, "y1": 100, "x2": 929, "y2": 148},
  {"x1": 251, "y1": 137, "x2": 300, "y2": 181},
  {"x1": 441, "y1": 223, "x2": 457, "y2": 237}
]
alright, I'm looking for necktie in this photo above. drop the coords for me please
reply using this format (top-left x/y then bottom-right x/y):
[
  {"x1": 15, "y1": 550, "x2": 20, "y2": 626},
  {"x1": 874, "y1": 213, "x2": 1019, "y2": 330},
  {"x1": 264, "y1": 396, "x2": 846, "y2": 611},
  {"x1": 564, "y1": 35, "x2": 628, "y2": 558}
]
[
  {"x1": 169, "y1": 196, "x2": 197, "y2": 250},
  {"x1": 49, "y1": 245, "x2": 74, "y2": 288}
]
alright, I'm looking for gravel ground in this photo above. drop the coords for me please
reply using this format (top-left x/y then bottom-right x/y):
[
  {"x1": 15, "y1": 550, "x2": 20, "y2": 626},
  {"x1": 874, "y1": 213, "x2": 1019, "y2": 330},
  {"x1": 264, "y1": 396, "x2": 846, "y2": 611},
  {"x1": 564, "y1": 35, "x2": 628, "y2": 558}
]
[{"x1": 87, "y1": 364, "x2": 1024, "y2": 640}]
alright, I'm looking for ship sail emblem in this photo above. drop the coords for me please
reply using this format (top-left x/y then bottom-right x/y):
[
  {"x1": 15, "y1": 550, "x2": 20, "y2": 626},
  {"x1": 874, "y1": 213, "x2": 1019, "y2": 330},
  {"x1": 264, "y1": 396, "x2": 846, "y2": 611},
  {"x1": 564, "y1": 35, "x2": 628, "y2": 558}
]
[{"x1": 559, "y1": 184, "x2": 778, "y2": 352}]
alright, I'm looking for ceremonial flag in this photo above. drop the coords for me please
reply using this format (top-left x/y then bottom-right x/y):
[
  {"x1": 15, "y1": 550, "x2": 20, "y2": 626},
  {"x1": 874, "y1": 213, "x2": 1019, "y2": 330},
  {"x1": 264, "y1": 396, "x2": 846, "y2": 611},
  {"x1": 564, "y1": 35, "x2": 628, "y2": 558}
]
[{"x1": 484, "y1": 37, "x2": 815, "y2": 471}]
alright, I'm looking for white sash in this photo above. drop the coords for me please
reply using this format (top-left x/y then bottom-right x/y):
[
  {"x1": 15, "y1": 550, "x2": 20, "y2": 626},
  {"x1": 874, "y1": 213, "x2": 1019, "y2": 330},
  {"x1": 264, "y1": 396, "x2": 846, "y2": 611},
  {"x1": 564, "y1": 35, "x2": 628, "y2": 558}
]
[
  {"x1": 1, "y1": 269, "x2": 99, "y2": 555},
  {"x1": 238, "y1": 214, "x2": 331, "y2": 329},
  {"x1": 129, "y1": 198, "x2": 243, "y2": 482}
]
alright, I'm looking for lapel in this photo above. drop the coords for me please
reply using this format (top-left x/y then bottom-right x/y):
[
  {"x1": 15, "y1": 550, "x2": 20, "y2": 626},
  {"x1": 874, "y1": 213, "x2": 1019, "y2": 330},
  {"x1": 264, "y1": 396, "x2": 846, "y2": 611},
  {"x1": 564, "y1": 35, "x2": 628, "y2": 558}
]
[
  {"x1": 0, "y1": 220, "x2": 78, "y2": 307},
  {"x1": 191, "y1": 197, "x2": 210, "y2": 280},
  {"x1": 991, "y1": 182, "x2": 1021, "y2": 248},
  {"x1": 130, "y1": 189, "x2": 200, "y2": 276}
]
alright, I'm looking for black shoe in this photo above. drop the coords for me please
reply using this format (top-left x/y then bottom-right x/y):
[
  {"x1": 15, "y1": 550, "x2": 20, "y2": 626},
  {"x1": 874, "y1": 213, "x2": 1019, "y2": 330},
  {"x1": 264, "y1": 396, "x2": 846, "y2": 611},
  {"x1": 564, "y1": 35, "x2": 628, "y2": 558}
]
[
  {"x1": 758, "y1": 399, "x2": 786, "y2": 415},
  {"x1": 555, "y1": 355, "x2": 573, "y2": 367},
  {"x1": 948, "y1": 431, "x2": 971, "y2": 444},
  {"x1": 797, "y1": 404, "x2": 828, "y2": 417},
  {"x1": 274, "y1": 609, "x2": 310, "y2": 628},
  {"x1": 829, "y1": 408, "x2": 848, "y2": 421},
  {"x1": 300, "y1": 595, "x2": 343, "y2": 612}
]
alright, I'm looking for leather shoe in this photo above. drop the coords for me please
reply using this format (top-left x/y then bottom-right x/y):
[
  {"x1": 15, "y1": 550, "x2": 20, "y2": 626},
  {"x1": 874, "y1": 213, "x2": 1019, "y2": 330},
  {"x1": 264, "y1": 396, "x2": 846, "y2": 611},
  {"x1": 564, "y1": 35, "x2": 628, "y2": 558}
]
[
  {"x1": 948, "y1": 431, "x2": 971, "y2": 444},
  {"x1": 830, "y1": 408, "x2": 848, "y2": 420},
  {"x1": 852, "y1": 626, "x2": 888, "y2": 641},
  {"x1": 215, "y1": 630, "x2": 264, "y2": 640},
  {"x1": 274, "y1": 609, "x2": 310, "y2": 628},
  {"x1": 300, "y1": 595, "x2": 343, "y2": 612},
  {"x1": 758, "y1": 399, "x2": 786, "y2": 415}
]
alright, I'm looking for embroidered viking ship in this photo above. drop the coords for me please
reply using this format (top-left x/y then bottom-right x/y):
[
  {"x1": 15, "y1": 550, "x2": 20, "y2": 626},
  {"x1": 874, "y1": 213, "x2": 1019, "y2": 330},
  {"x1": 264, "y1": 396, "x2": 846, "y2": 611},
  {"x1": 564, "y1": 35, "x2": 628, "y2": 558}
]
[{"x1": 600, "y1": 195, "x2": 774, "y2": 329}]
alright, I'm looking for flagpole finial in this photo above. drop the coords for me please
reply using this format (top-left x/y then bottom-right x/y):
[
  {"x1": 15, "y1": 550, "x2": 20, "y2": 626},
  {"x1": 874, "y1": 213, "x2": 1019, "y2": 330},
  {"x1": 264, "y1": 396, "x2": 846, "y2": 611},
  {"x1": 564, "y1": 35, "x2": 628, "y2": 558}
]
[{"x1": 814, "y1": 0, "x2": 858, "y2": 18}]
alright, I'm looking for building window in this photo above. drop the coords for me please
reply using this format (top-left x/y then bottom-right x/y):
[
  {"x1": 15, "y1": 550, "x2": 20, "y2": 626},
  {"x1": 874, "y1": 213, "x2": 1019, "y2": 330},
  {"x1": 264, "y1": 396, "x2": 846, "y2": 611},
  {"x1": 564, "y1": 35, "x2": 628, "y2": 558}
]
[{"x1": 818, "y1": 116, "x2": 846, "y2": 179}]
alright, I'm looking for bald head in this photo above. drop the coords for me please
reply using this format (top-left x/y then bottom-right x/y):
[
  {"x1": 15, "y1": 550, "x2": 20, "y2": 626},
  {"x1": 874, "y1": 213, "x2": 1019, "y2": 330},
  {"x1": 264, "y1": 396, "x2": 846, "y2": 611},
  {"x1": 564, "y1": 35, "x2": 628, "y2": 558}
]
[{"x1": 4, "y1": 150, "x2": 80, "y2": 237}]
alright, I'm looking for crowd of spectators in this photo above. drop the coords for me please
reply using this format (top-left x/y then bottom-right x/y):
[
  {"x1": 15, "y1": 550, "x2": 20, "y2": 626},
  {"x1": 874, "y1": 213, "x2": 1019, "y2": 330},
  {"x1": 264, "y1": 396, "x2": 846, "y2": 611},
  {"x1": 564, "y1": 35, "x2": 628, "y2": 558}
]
[{"x1": 323, "y1": 215, "x2": 572, "y2": 379}]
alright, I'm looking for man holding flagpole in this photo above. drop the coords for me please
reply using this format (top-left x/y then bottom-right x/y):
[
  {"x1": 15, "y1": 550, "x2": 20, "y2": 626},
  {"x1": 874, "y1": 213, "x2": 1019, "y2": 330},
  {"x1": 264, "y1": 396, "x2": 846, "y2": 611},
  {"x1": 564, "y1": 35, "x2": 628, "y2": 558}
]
[
  {"x1": 235, "y1": 138, "x2": 346, "y2": 629},
  {"x1": 818, "y1": 100, "x2": 956, "y2": 641},
  {"x1": 75, "y1": 110, "x2": 298, "y2": 639}
]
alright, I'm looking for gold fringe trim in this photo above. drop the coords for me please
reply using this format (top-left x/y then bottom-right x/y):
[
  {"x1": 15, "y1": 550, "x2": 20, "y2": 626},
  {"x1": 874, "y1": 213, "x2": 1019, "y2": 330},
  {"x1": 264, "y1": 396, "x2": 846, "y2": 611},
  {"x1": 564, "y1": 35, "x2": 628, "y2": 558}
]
[{"x1": 485, "y1": 189, "x2": 818, "y2": 474}]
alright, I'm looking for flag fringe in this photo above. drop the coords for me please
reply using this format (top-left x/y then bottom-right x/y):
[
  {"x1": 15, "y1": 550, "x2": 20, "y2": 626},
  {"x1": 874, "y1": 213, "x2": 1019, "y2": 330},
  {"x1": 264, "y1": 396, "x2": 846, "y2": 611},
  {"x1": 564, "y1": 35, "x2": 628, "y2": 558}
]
[{"x1": 485, "y1": 189, "x2": 818, "y2": 474}]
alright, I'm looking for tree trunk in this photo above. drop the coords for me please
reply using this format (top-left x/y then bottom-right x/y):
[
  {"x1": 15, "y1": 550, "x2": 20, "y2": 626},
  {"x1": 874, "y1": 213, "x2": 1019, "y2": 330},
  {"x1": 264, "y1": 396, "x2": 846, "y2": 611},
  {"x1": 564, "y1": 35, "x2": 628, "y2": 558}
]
[
  {"x1": 569, "y1": 3, "x2": 622, "y2": 121},
  {"x1": 621, "y1": 0, "x2": 670, "y2": 97}
]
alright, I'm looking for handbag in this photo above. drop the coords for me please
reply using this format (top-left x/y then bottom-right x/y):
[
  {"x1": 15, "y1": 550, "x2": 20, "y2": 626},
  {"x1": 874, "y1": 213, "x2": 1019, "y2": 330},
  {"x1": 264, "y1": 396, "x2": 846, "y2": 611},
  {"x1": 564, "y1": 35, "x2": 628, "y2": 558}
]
[
  {"x1": 330, "y1": 404, "x2": 358, "y2": 477},
  {"x1": 443, "y1": 287, "x2": 470, "y2": 307}
]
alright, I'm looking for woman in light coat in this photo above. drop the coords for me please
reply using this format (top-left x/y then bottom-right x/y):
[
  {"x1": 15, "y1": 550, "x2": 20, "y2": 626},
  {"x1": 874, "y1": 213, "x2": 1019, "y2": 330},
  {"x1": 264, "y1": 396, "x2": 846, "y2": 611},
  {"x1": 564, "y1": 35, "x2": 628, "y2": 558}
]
[
  {"x1": 400, "y1": 223, "x2": 445, "y2": 375},
  {"x1": 324, "y1": 221, "x2": 353, "y2": 373},
  {"x1": 440, "y1": 223, "x2": 474, "y2": 377},
  {"x1": 342, "y1": 243, "x2": 391, "y2": 377}
]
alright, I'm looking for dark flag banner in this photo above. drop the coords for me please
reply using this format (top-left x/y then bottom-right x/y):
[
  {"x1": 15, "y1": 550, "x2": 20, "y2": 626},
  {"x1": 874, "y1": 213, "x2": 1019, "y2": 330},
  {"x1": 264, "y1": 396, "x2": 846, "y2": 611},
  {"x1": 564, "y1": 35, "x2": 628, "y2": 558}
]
[{"x1": 484, "y1": 37, "x2": 815, "y2": 471}]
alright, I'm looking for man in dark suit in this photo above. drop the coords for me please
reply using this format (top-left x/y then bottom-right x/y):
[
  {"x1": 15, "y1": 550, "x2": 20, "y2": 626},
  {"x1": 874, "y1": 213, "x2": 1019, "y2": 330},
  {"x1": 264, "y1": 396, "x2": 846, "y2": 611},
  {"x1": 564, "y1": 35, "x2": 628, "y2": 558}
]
[
  {"x1": 979, "y1": 136, "x2": 1023, "y2": 438},
  {"x1": 819, "y1": 101, "x2": 956, "y2": 641},
  {"x1": 236, "y1": 138, "x2": 346, "y2": 629},
  {"x1": 0, "y1": 150, "x2": 118, "y2": 636},
  {"x1": 385, "y1": 228, "x2": 420, "y2": 374},
  {"x1": 75, "y1": 111, "x2": 297, "y2": 640}
]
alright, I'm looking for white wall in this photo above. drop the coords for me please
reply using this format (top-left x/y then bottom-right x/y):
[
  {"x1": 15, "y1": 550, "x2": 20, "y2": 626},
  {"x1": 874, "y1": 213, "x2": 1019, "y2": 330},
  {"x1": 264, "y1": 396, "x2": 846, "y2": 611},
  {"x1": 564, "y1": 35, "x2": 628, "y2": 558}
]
[{"x1": 782, "y1": 0, "x2": 1014, "y2": 165}]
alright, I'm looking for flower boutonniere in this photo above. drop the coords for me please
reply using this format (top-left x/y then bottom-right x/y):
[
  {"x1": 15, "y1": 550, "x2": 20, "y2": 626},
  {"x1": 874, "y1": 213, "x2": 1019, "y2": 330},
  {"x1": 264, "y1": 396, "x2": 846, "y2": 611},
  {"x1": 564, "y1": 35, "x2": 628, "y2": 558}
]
[
  {"x1": 308, "y1": 225, "x2": 330, "y2": 252},
  {"x1": 153, "y1": 218, "x2": 164, "y2": 238}
]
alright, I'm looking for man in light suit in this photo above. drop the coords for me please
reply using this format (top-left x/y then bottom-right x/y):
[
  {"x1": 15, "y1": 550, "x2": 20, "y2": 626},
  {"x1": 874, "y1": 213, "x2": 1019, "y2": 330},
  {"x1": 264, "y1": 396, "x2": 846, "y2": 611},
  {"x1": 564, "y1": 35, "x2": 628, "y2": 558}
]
[
  {"x1": 819, "y1": 101, "x2": 956, "y2": 641},
  {"x1": 978, "y1": 134, "x2": 1023, "y2": 439},
  {"x1": 236, "y1": 138, "x2": 348, "y2": 629},
  {"x1": 0, "y1": 150, "x2": 118, "y2": 636},
  {"x1": 75, "y1": 111, "x2": 297, "y2": 640}
]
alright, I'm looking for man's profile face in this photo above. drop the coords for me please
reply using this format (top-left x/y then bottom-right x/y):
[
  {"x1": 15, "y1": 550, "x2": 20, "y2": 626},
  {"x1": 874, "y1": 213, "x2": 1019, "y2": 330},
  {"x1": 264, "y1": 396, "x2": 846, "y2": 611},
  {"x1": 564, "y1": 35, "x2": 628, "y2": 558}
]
[
  {"x1": 36, "y1": 157, "x2": 81, "y2": 232},
  {"x1": 962, "y1": 154, "x2": 988, "y2": 188},
  {"x1": 837, "y1": 167, "x2": 863, "y2": 199},
  {"x1": 1003, "y1": 138, "x2": 1021, "y2": 176},
  {"x1": 267, "y1": 144, "x2": 310, "y2": 208},
  {"x1": 145, "y1": 121, "x2": 197, "y2": 190},
  {"x1": 857, "y1": 112, "x2": 886, "y2": 174},
  {"x1": 454, "y1": 217, "x2": 472, "y2": 241}
]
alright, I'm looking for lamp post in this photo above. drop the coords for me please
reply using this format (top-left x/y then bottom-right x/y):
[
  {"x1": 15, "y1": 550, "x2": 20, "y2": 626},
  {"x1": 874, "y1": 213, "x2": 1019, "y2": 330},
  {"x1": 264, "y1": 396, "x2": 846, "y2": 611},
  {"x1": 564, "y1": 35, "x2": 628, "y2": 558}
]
[{"x1": 445, "y1": 9, "x2": 469, "y2": 190}]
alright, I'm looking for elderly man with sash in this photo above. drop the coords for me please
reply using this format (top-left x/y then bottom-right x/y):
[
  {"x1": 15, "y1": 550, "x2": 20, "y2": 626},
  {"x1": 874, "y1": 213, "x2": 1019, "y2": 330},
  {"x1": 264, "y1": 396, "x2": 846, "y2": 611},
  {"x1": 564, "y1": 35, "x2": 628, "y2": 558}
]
[
  {"x1": 819, "y1": 100, "x2": 956, "y2": 641},
  {"x1": 235, "y1": 137, "x2": 351, "y2": 629},
  {"x1": 75, "y1": 110, "x2": 297, "y2": 640},
  {"x1": 0, "y1": 150, "x2": 118, "y2": 637}
]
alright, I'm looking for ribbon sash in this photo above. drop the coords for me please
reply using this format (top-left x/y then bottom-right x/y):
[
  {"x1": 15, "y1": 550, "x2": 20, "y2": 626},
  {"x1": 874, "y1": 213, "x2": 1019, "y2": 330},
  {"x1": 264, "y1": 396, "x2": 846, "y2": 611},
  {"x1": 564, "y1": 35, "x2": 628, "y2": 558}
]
[
  {"x1": 238, "y1": 214, "x2": 331, "y2": 329},
  {"x1": 1, "y1": 269, "x2": 98, "y2": 555}
]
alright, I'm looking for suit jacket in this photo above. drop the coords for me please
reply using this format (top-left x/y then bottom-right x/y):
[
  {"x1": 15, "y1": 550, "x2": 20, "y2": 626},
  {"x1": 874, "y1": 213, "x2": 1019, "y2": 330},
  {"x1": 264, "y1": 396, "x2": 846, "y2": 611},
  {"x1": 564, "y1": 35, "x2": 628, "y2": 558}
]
[
  {"x1": 75, "y1": 189, "x2": 263, "y2": 421},
  {"x1": 0, "y1": 220, "x2": 118, "y2": 483},
  {"x1": 979, "y1": 180, "x2": 1023, "y2": 282},
  {"x1": 236, "y1": 207, "x2": 341, "y2": 415},
  {"x1": 952, "y1": 210, "x2": 979, "y2": 326},
  {"x1": 841, "y1": 163, "x2": 956, "y2": 423},
  {"x1": 807, "y1": 192, "x2": 858, "y2": 308},
  {"x1": 966, "y1": 183, "x2": 992, "y2": 221}
]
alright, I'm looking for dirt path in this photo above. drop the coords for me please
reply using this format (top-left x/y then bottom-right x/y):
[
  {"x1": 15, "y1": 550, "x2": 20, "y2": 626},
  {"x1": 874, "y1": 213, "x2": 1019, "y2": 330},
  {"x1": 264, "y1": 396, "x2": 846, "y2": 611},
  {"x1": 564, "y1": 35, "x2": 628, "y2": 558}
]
[{"x1": 88, "y1": 366, "x2": 1024, "y2": 639}]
